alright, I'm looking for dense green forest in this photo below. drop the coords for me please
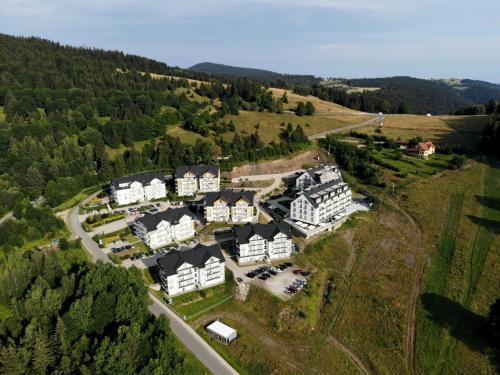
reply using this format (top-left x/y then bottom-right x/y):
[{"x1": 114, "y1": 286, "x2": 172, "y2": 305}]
[
  {"x1": 189, "y1": 62, "x2": 319, "y2": 88},
  {"x1": 0, "y1": 34, "x2": 308, "y2": 216},
  {"x1": 0, "y1": 249, "x2": 198, "y2": 374}
]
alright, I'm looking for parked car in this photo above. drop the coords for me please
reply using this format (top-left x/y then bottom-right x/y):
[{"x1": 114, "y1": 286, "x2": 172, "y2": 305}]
[{"x1": 236, "y1": 277, "x2": 243, "y2": 283}]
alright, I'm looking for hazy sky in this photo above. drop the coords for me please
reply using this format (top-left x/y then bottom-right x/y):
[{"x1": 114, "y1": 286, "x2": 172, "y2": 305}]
[{"x1": 2, "y1": 0, "x2": 500, "y2": 81}]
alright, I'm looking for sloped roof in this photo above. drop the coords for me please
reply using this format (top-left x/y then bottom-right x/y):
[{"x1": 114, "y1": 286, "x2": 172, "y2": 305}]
[
  {"x1": 234, "y1": 222, "x2": 291, "y2": 244},
  {"x1": 156, "y1": 244, "x2": 224, "y2": 277},
  {"x1": 418, "y1": 141, "x2": 435, "y2": 151},
  {"x1": 136, "y1": 207, "x2": 194, "y2": 231},
  {"x1": 111, "y1": 171, "x2": 164, "y2": 189},
  {"x1": 175, "y1": 165, "x2": 219, "y2": 178},
  {"x1": 300, "y1": 178, "x2": 347, "y2": 208},
  {"x1": 204, "y1": 190, "x2": 255, "y2": 207}
]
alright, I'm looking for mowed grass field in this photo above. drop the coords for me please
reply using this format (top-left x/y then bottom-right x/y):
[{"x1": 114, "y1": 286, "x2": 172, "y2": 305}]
[
  {"x1": 359, "y1": 114, "x2": 490, "y2": 148},
  {"x1": 407, "y1": 159, "x2": 500, "y2": 375}
]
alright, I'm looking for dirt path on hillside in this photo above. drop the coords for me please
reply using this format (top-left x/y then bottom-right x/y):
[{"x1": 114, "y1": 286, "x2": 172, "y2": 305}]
[{"x1": 327, "y1": 337, "x2": 372, "y2": 375}]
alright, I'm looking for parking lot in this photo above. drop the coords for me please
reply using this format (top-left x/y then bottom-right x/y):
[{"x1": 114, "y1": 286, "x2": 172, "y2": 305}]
[{"x1": 244, "y1": 263, "x2": 309, "y2": 300}]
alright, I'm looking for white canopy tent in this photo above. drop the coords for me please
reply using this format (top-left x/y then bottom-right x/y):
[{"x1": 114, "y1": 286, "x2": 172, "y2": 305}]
[{"x1": 206, "y1": 320, "x2": 237, "y2": 344}]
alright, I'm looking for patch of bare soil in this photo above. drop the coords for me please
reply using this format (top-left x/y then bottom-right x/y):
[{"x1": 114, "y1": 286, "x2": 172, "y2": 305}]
[{"x1": 227, "y1": 149, "x2": 329, "y2": 178}]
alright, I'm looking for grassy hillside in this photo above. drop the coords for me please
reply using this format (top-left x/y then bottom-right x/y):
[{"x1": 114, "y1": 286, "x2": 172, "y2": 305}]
[
  {"x1": 165, "y1": 111, "x2": 374, "y2": 146},
  {"x1": 358, "y1": 114, "x2": 489, "y2": 148},
  {"x1": 269, "y1": 88, "x2": 363, "y2": 113}
]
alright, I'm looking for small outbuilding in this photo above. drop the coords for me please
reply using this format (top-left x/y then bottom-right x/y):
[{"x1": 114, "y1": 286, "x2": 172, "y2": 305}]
[{"x1": 206, "y1": 320, "x2": 237, "y2": 344}]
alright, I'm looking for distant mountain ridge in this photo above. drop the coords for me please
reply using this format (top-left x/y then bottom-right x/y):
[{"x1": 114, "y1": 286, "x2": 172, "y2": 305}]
[
  {"x1": 189, "y1": 61, "x2": 500, "y2": 114},
  {"x1": 189, "y1": 62, "x2": 319, "y2": 87}
]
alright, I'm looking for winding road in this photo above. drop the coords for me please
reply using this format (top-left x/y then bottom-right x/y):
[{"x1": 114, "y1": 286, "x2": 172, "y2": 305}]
[{"x1": 66, "y1": 193, "x2": 238, "y2": 375}]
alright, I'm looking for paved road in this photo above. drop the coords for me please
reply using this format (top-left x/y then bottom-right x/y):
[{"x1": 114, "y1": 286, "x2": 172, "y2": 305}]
[
  {"x1": 0, "y1": 196, "x2": 45, "y2": 226},
  {"x1": 308, "y1": 114, "x2": 385, "y2": 140},
  {"x1": 66, "y1": 192, "x2": 238, "y2": 375},
  {"x1": 149, "y1": 293, "x2": 238, "y2": 375}
]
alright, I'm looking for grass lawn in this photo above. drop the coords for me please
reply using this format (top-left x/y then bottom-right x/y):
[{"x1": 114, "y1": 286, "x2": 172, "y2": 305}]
[
  {"x1": 171, "y1": 270, "x2": 236, "y2": 320},
  {"x1": 54, "y1": 185, "x2": 101, "y2": 212},
  {"x1": 372, "y1": 148, "x2": 454, "y2": 177}
]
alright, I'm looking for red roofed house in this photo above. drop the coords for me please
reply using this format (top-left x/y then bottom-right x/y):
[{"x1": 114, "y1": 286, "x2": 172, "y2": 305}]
[{"x1": 408, "y1": 141, "x2": 436, "y2": 159}]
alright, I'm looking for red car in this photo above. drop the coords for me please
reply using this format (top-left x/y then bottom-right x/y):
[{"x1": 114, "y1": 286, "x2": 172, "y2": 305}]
[{"x1": 292, "y1": 269, "x2": 304, "y2": 275}]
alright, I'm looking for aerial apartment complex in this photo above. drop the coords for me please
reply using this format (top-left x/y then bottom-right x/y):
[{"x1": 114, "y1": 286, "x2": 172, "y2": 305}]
[
  {"x1": 134, "y1": 207, "x2": 195, "y2": 249},
  {"x1": 175, "y1": 165, "x2": 220, "y2": 196},
  {"x1": 110, "y1": 171, "x2": 166, "y2": 206},
  {"x1": 233, "y1": 222, "x2": 293, "y2": 264}
]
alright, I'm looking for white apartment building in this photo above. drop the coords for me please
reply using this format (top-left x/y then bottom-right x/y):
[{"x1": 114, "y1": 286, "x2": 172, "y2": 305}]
[
  {"x1": 204, "y1": 190, "x2": 255, "y2": 223},
  {"x1": 110, "y1": 172, "x2": 166, "y2": 206},
  {"x1": 156, "y1": 244, "x2": 225, "y2": 296},
  {"x1": 233, "y1": 222, "x2": 293, "y2": 264},
  {"x1": 134, "y1": 207, "x2": 195, "y2": 249},
  {"x1": 290, "y1": 178, "x2": 352, "y2": 225},
  {"x1": 175, "y1": 165, "x2": 220, "y2": 196},
  {"x1": 295, "y1": 165, "x2": 340, "y2": 191}
]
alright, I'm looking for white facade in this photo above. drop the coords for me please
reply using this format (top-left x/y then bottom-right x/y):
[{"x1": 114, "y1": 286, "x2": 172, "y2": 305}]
[
  {"x1": 291, "y1": 183, "x2": 352, "y2": 225},
  {"x1": 135, "y1": 214, "x2": 195, "y2": 249},
  {"x1": 159, "y1": 256, "x2": 225, "y2": 296},
  {"x1": 234, "y1": 223, "x2": 293, "y2": 264},
  {"x1": 111, "y1": 176, "x2": 166, "y2": 206},
  {"x1": 175, "y1": 166, "x2": 220, "y2": 196},
  {"x1": 205, "y1": 199, "x2": 255, "y2": 223}
]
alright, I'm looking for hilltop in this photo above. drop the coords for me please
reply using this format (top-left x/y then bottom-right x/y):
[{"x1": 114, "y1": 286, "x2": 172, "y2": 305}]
[
  {"x1": 189, "y1": 62, "x2": 319, "y2": 87},
  {"x1": 190, "y1": 61, "x2": 500, "y2": 115}
]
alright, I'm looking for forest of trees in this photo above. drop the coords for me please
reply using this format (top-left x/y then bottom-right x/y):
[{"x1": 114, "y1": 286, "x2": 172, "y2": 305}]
[
  {"x1": 294, "y1": 77, "x2": 475, "y2": 115},
  {"x1": 480, "y1": 115, "x2": 500, "y2": 158},
  {"x1": 0, "y1": 250, "x2": 198, "y2": 374},
  {"x1": 0, "y1": 34, "x2": 308, "y2": 216}
]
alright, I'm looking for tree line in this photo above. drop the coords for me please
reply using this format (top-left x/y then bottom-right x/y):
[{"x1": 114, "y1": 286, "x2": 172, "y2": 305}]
[{"x1": 0, "y1": 249, "x2": 198, "y2": 374}]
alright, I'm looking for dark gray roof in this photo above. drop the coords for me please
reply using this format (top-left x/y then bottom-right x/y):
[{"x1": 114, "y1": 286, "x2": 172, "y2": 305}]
[
  {"x1": 304, "y1": 165, "x2": 339, "y2": 183},
  {"x1": 300, "y1": 178, "x2": 346, "y2": 208},
  {"x1": 111, "y1": 171, "x2": 164, "y2": 189},
  {"x1": 156, "y1": 244, "x2": 224, "y2": 277},
  {"x1": 175, "y1": 165, "x2": 219, "y2": 178},
  {"x1": 204, "y1": 190, "x2": 255, "y2": 206},
  {"x1": 233, "y1": 222, "x2": 291, "y2": 244},
  {"x1": 136, "y1": 207, "x2": 194, "y2": 231}
]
